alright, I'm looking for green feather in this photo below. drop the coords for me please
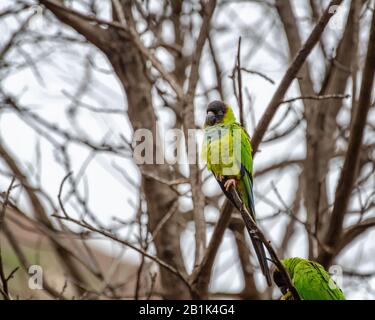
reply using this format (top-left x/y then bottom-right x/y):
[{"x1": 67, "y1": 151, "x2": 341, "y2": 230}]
[
  {"x1": 202, "y1": 104, "x2": 271, "y2": 285},
  {"x1": 282, "y1": 257, "x2": 346, "y2": 300},
  {"x1": 202, "y1": 107, "x2": 253, "y2": 209}
]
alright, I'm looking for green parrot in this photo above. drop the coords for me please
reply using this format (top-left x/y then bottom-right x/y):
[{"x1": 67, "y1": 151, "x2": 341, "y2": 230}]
[
  {"x1": 202, "y1": 100, "x2": 272, "y2": 286},
  {"x1": 273, "y1": 257, "x2": 346, "y2": 300}
]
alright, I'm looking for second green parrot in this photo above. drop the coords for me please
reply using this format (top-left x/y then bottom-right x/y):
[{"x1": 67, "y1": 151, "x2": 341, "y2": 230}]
[
  {"x1": 202, "y1": 100, "x2": 272, "y2": 286},
  {"x1": 273, "y1": 257, "x2": 346, "y2": 300}
]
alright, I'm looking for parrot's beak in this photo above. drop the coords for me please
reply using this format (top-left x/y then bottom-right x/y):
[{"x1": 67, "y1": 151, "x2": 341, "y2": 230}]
[{"x1": 205, "y1": 111, "x2": 216, "y2": 126}]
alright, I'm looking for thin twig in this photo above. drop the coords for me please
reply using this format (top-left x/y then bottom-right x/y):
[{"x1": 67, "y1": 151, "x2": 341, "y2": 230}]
[
  {"x1": 58, "y1": 172, "x2": 73, "y2": 218},
  {"x1": 251, "y1": 0, "x2": 345, "y2": 153},
  {"x1": 281, "y1": 94, "x2": 350, "y2": 105},
  {"x1": 52, "y1": 214, "x2": 193, "y2": 294},
  {"x1": 148, "y1": 201, "x2": 179, "y2": 245},
  {"x1": 236, "y1": 37, "x2": 244, "y2": 126},
  {"x1": 241, "y1": 68, "x2": 275, "y2": 84},
  {"x1": 0, "y1": 177, "x2": 16, "y2": 300}
]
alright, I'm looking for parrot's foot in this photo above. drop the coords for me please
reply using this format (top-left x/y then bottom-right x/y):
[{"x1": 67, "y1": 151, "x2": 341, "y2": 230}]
[
  {"x1": 224, "y1": 178, "x2": 237, "y2": 191},
  {"x1": 218, "y1": 175, "x2": 225, "y2": 182},
  {"x1": 281, "y1": 291, "x2": 293, "y2": 300}
]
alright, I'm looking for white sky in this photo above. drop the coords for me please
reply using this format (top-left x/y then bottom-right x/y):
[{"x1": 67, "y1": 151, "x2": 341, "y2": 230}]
[{"x1": 0, "y1": 0, "x2": 374, "y2": 299}]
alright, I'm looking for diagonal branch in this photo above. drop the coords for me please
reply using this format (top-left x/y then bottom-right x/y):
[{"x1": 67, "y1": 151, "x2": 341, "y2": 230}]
[
  {"x1": 39, "y1": 0, "x2": 110, "y2": 49},
  {"x1": 190, "y1": 200, "x2": 233, "y2": 297},
  {"x1": 251, "y1": 0, "x2": 344, "y2": 153},
  {"x1": 319, "y1": 8, "x2": 375, "y2": 267},
  {"x1": 0, "y1": 143, "x2": 87, "y2": 296},
  {"x1": 193, "y1": 1, "x2": 343, "y2": 294},
  {"x1": 53, "y1": 214, "x2": 193, "y2": 294},
  {"x1": 0, "y1": 177, "x2": 16, "y2": 300},
  {"x1": 337, "y1": 218, "x2": 375, "y2": 255},
  {"x1": 41, "y1": 0, "x2": 184, "y2": 98},
  {"x1": 230, "y1": 188, "x2": 300, "y2": 300},
  {"x1": 229, "y1": 220, "x2": 260, "y2": 299}
]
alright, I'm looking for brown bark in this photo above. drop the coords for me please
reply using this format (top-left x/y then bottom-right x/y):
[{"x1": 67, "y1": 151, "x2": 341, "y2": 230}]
[
  {"x1": 318, "y1": 7, "x2": 375, "y2": 266},
  {"x1": 40, "y1": 0, "x2": 190, "y2": 299},
  {"x1": 251, "y1": 0, "x2": 344, "y2": 153}
]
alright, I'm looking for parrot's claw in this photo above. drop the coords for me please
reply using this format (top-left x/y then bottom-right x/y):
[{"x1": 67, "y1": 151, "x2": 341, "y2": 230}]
[
  {"x1": 217, "y1": 175, "x2": 225, "y2": 182},
  {"x1": 224, "y1": 178, "x2": 237, "y2": 191},
  {"x1": 281, "y1": 291, "x2": 293, "y2": 300}
]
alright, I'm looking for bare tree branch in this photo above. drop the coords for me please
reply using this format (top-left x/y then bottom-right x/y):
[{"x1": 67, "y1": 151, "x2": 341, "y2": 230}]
[
  {"x1": 251, "y1": 0, "x2": 344, "y2": 153},
  {"x1": 319, "y1": 8, "x2": 375, "y2": 266}
]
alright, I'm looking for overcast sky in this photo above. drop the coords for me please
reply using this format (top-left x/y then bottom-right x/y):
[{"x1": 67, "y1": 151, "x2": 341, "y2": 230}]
[{"x1": 1, "y1": 0, "x2": 374, "y2": 299}]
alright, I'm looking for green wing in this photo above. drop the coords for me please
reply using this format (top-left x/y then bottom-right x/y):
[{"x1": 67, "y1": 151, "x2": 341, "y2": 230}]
[
  {"x1": 233, "y1": 123, "x2": 254, "y2": 215},
  {"x1": 234, "y1": 124, "x2": 271, "y2": 284},
  {"x1": 236, "y1": 122, "x2": 253, "y2": 176},
  {"x1": 293, "y1": 261, "x2": 345, "y2": 300}
]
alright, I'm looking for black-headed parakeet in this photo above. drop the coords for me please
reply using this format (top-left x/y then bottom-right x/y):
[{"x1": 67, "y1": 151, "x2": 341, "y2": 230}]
[{"x1": 202, "y1": 100, "x2": 272, "y2": 286}]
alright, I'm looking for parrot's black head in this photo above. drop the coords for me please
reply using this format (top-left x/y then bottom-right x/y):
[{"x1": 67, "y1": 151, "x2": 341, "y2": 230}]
[
  {"x1": 273, "y1": 268, "x2": 288, "y2": 295},
  {"x1": 205, "y1": 100, "x2": 227, "y2": 126}
]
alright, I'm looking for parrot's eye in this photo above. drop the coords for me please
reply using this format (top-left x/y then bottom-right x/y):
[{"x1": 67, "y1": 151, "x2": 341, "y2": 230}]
[{"x1": 215, "y1": 110, "x2": 224, "y2": 122}]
